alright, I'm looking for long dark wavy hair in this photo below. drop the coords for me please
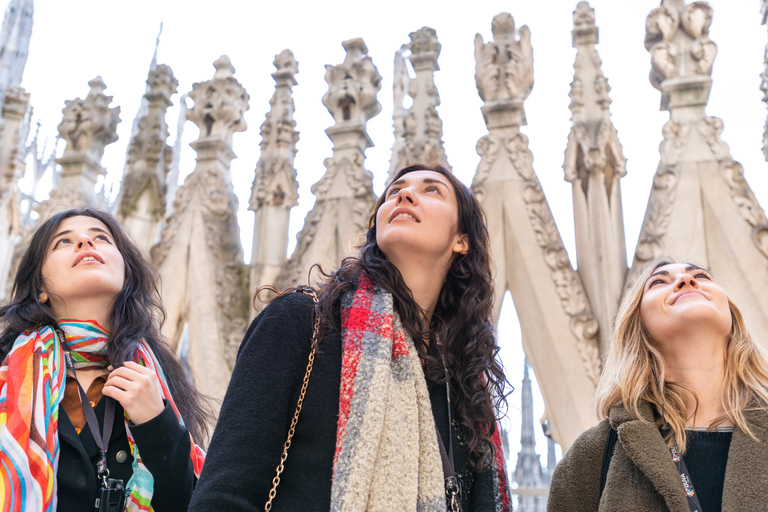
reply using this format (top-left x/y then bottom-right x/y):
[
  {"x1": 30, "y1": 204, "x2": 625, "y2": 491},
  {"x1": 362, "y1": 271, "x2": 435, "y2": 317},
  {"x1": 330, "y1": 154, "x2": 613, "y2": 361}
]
[
  {"x1": 0, "y1": 208, "x2": 214, "y2": 443},
  {"x1": 261, "y1": 163, "x2": 507, "y2": 471}
]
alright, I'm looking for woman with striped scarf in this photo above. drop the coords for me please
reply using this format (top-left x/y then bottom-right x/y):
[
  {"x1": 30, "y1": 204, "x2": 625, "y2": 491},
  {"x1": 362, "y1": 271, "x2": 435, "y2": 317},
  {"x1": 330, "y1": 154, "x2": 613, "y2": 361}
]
[
  {"x1": 190, "y1": 163, "x2": 512, "y2": 512},
  {"x1": 0, "y1": 208, "x2": 212, "y2": 511}
]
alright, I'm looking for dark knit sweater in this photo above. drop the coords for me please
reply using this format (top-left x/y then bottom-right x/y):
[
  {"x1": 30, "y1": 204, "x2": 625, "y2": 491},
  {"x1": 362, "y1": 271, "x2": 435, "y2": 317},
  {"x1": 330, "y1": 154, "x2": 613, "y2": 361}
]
[
  {"x1": 189, "y1": 292, "x2": 501, "y2": 511},
  {"x1": 601, "y1": 428, "x2": 731, "y2": 512}
]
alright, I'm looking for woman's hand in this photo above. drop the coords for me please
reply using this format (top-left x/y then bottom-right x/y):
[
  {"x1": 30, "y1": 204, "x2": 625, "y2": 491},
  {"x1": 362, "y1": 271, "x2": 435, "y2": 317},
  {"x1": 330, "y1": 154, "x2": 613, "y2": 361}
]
[{"x1": 102, "y1": 361, "x2": 165, "y2": 425}]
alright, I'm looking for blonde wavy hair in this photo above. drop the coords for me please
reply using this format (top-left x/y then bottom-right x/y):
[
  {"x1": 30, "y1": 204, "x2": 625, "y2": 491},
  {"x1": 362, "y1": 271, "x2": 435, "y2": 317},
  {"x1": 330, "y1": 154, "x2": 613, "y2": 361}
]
[{"x1": 595, "y1": 258, "x2": 768, "y2": 453}]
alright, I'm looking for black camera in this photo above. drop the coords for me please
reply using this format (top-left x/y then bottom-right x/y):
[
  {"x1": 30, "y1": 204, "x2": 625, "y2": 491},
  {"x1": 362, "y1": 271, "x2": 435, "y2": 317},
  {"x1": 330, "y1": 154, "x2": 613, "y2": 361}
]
[{"x1": 94, "y1": 478, "x2": 126, "y2": 512}]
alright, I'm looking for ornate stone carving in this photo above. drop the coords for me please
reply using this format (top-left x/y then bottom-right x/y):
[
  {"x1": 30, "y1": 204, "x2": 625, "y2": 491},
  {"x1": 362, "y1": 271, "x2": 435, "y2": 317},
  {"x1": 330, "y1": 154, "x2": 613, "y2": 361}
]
[
  {"x1": 39, "y1": 77, "x2": 120, "y2": 214},
  {"x1": 278, "y1": 39, "x2": 379, "y2": 288},
  {"x1": 321, "y1": 38, "x2": 381, "y2": 127},
  {"x1": 645, "y1": 0, "x2": 716, "y2": 108},
  {"x1": 474, "y1": 13, "x2": 533, "y2": 103},
  {"x1": 388, "y1": 26, "x2": 450, "y2": 180},
  {"x1": 187, "y1": 56, "x2": 249, "y2": 146},
  {"x1": 388, "y1": 45, "x2": 409, "y2": 179}
]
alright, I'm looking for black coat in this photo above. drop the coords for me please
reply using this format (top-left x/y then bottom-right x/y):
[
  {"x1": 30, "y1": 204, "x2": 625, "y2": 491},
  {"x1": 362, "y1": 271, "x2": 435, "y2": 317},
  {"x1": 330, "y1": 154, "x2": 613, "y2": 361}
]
[
  {"x1": 189, "y1": 292, "x2": 502, "y2": 512},
  {"x1": 57, "y1": 397, "x2": 195, "y2": 512}
]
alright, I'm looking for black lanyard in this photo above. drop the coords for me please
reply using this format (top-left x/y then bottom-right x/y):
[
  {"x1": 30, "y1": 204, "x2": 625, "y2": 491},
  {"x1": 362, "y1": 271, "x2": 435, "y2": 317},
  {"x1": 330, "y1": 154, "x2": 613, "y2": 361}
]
[
  {"x1": 59, "y1": 329, "x2": 116, "y2": 487},
  {"x1": 434, "y1": 335, "x2": 461, "y2": 512},
  {"x1": 659, "y1": 425, "x2": 702, "y2": 512}
]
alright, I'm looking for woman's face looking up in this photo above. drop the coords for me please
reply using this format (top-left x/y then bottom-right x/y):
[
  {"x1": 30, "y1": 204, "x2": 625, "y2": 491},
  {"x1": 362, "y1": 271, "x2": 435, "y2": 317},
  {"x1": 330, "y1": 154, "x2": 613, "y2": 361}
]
[
  {"x1": 639, "y1": 263, "x2": 731, "y2": 347},
  {"x1": 41, "y1": 215, "x2": 125, "y2": 317},
  {"x1": 376, "y1": 170, "x2": 468, "y2": 267}
]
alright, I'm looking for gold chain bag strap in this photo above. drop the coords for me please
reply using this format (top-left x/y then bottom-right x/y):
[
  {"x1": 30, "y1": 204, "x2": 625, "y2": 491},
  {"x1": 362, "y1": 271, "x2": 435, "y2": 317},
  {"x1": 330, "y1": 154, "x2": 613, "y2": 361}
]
[{"x1": 264, "y1": 288, "x2": 321, "y2": 511}]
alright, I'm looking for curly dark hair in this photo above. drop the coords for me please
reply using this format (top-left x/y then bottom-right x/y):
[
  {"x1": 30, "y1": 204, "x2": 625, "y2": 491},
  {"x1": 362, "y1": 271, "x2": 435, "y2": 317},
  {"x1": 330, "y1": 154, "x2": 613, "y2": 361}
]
[
  {"x1": 0, "y1": 208, "x2": 215, "y2": 443},
  {"x1": 261, "y1": 163, "x2": 507, "y2": 471}
]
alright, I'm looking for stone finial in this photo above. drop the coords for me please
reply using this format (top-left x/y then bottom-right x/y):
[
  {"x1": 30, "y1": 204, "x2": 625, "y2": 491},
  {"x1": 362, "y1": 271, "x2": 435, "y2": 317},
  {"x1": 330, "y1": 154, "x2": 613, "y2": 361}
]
[
  {"x1": 146, "y1": 63, "x2": 179, "y2": 103},
  {"x1": 273, "y1": 49, "x2": 298, "y2": 86},
  {"x1": 187, "y1": 55, "x2": 250, "y2": 145},
  {"x1": 572, "y1": 1, "x2": 598, "y2": 46},
  {"x1": 408, "y1": 26, "x2": 441, "y2": 56},
  {"x1": 645, "y1": 1, "x2": 716, "y2": 110},
  {"x1": 322, "y1": 38, "x2": 382, "y2": 126},
  {"x1": 474, "y1": 13, "x2": 534, "y2": 104},
  {"x1": 58, "y1": 76, "x2": 120, "y2": 160}
]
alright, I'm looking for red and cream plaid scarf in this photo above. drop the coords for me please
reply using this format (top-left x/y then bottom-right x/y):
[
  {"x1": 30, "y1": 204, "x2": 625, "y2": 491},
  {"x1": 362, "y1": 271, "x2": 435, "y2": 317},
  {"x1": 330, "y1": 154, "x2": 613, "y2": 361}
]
[{"x1": 331, "y1": 272, "x2": 511, "y2": 512}]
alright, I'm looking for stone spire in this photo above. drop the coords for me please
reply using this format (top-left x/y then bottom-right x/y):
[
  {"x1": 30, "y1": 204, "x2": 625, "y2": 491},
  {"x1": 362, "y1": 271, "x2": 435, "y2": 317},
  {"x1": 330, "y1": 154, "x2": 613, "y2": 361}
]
[
  {"x1": 627, "y1": 1, "x2": 768, "y2": 345},
  {"x1": 152, "y1": 56, "x2": 250, "y2": 401},
  {"x1": 0, "y1": 0, "x2": 33, "y2": 102},
  {"x1": 472, "y1": 12, "x2": 600, "y2": 449},
  {"x1": 278, "y1": 38, "x2": 380, "y2": 286},
  {"x1": 37, "y1": 77, "x2": 120, "y2": 217},
  {"x1": 0, "y1": 84, "x2": 29, "y2": 299},
  {"x1": 249, "y1": 49, "x2": 299, "y2": 313},
  {"x1": 514, "y1": 359, "x2": 547, "y2": 512},
  {"x1": 116, "y1": 61, "x2": 178, "y2": 255},
  {"x1": 388, "y1": 26, "x2": 449, "y2": 181},
  {"x1": 563, "y1": 1, "x2": 627, "y2": 355}
]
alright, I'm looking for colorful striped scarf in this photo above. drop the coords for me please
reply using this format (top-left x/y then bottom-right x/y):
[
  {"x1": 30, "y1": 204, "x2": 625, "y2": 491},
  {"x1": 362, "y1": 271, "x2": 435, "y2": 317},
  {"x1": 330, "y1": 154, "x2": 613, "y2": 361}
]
[
  {"x1": 0, "y1": 319, "x2": 205, "y2": 512},
  {"x1": 331, "y1": 272, "x2": 511, "y2": 511}
]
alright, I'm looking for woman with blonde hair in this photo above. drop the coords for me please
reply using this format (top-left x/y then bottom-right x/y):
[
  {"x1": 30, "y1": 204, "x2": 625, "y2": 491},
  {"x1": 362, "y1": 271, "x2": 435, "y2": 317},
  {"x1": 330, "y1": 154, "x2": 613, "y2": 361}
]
[{"x1": 548, "y1": 258, "x2": 768, "y2": 511}]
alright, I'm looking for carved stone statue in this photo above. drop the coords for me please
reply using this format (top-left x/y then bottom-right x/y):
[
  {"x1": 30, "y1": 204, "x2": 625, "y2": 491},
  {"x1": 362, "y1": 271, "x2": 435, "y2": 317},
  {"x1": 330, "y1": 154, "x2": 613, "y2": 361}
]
[
  {"x1": 152, "y1": 56, "x2": 250, "y2": 402},
  {"x1": 563, "y1": 1, "x2": 628, "y2": 355},
  {"x1": 472, "y1": 12, "x2": 601, "y2": 449},
  {"x1": 249, "y1": 49, "x2": 299, "y2": 314},
  {"x1": 117, "y1": 63, "x2": 178, "y2": 255},
  {"x1": 37, "y1": 76, "x2": 120, "y2": 216},
  {"x1": 278, "y1": 39, "x2": 380, "y2": 287}
]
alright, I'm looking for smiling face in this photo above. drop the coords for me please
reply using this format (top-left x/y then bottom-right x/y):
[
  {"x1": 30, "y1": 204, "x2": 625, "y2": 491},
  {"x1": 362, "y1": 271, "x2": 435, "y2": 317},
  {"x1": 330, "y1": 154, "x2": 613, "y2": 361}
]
[
  {"x1": 375, "y1": 170, "x2": 468, "y2": 268},
  {"x1": 40, "y1": 215, "x2": 125, "y2": 318},
  {"x1": 639, "y1": 263, "x2": 732, "y2": 347}
]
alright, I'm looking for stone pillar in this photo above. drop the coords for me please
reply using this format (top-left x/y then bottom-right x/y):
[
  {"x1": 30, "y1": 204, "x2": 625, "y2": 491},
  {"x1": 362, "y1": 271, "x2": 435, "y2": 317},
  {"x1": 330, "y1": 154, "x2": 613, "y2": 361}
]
[
  {"x1": 249, "y1": 50, "x2": 299, "y2": 314},
  {"x1": 761, "y1": 0, "x2": 768, "y2": 161},
  {"x1": 563, "y1": 2, "x2": 628, "y2": 355},
  {"x1": 627, "y1": 0, "x2": 768, "y2": 349},
  {"x1": 0, "y1": 84, "x2": 29, "y2": 299},
  {"x1": 278, "y1": 38, "x2": 380, "y2": 287},
  {"x1": 37, "y1": 77, "x2": 120, "y2": 217},
  {"x1": 117, "y1": 63, "x2": 178, "y2": 255},
  {"x1": 472, "y1": 13, "x2": 600, "y2": 450},
  {"x1": 388, "y1": 26, "x2": 450, "y2": 181},
  {"x1": 152, "y1": 56, "x2": 250, "y2": 402}
]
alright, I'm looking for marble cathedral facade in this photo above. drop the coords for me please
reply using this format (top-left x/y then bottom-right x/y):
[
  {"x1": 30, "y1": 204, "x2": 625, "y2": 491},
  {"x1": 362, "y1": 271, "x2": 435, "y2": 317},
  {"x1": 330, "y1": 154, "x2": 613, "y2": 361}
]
[{"x1": 3, "y1": 0, "x2": 768, "y2": 504}]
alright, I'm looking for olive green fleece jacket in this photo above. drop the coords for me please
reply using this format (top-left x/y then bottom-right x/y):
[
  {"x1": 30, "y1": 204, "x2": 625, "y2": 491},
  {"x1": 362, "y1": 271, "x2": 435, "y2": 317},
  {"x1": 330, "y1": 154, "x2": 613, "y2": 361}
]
[{"x1": 547, "y1": 401, "x2": 768, "y2": 511}]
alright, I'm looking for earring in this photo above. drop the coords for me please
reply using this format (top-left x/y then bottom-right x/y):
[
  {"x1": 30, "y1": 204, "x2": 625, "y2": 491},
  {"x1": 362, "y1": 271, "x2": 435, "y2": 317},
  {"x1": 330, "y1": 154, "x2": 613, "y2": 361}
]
[{"x1": 38, "y1": 291, "x2": 49, "y2": 303}]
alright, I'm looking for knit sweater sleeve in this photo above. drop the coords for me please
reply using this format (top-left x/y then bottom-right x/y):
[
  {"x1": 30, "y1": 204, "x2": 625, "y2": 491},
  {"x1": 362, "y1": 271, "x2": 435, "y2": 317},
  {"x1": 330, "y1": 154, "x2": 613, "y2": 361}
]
[
  {"x1": 188, "y1": 292, "x2": 316, "y2": 511},
  {"x1": 546, "y1": 420, "x2": 610, "y2": 512}
]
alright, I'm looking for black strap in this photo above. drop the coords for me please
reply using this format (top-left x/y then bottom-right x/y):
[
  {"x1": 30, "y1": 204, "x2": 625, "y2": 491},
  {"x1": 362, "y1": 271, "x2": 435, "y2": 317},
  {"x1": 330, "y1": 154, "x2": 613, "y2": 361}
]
[
  {"x1": 59, "y1": 329, "x2": 116, "y2": 487},
  {"x1": 660, "y1": 425, "x2": 703, "y2": 512}
]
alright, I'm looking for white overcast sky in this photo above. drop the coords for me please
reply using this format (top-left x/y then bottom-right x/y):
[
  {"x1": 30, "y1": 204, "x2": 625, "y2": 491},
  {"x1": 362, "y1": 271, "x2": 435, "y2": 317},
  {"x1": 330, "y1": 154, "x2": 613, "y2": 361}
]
[{"x1": 16, "y1": 0, "x2": 768, "y2": 473}]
